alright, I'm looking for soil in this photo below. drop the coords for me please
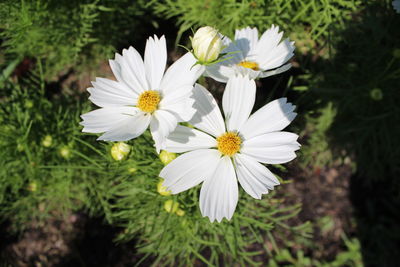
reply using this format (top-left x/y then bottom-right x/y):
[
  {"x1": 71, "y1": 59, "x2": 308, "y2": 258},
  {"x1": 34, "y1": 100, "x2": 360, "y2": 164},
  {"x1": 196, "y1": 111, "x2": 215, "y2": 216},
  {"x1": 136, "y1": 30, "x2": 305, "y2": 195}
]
[{"x1": 285, "y1": 162, "x2": 355, "y2": 260}]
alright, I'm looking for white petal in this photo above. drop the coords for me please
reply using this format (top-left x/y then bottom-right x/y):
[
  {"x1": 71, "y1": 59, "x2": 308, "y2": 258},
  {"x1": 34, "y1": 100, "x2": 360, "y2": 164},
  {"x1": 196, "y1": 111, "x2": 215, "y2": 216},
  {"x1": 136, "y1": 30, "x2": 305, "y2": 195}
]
[
  {"x1": 88, "y1": 78, "x2": 137, "y2": 108},
  {"x1": 223, "y1": 76, "x2": 256, "y2": 132},
  {"x1": 205, "y1": 64, "x2": 237, "y2": 83},
  {"x1": 160, "y1": 149, "x2": 221, "y2": 194},
  {"x1": 112, "y1": 47, "x2": 149, "y2": 94},
  {"x1": 144, "y1": 35, "x2": 167, "y2": 90},
  {"x1": 258, "y1": 63, "x2": 292, "y2": 78},
  {"x1": 204, "y1": 37, "x2": 244, "y2": 83},
  {"x1": 234, "y1": 27, "x2": 259, "y2": 58},
  {"x1": 259, "y1": 39, "x2": 295, "y2": 70},
  {"x1": 164, "y1": 125, "x2": 217, "y2": 153},
  {"x1": 240, "y1": 98, "x2": 297, "y2": 139},
  {"x1": 149, "y1": 110, "x2": 178, "y2": 153},
  {"x1": 241, "y1": 132, "x2": 300, "y2": 164},
  {"x1": 160, "y1": 52, "x2": 204, "y2": 93},
  {"x1": 221, "y1": 36, "x2": 245, "y2": 63},
  {"x1": 97, "y1": 111, "x2": 151, "y2": 141},
  {"x1": 253, "y1": 25, "x2": 295, "y2": 70},
  {"x1": 189, "y1": 84, "x2": 226, "y2": 137},
  {"x1": 243, "y1": 131, "x2": 299, "y2": 147},
  {"x1": 159, "y1": 85, "x2": 195, "y2": 122},
  {"x1": 254, "y1": 25, "x2": 282, "y2": 57},
  {"x1": 234, "y1": 153, "x2": 280, "y2": 199},
  {"x1": 199, "y1": 156, "x2": 238, "y2": 223},
  {"x1": 80, "y1": 106, "x2": 139, "y2": 133},
  {"x1": 108, "y1": 55, "x2": 139, "y2": 94},
  {"x1": 241, "y1": 144, "x2": 299, "y2": 164}
]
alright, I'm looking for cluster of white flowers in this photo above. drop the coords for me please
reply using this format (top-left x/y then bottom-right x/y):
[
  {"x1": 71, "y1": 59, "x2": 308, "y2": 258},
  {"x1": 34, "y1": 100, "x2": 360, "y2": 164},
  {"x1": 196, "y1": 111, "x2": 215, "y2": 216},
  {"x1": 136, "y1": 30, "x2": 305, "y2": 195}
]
[{"x1": 81, "y1": 25, "x2": 300, "y2": 222}]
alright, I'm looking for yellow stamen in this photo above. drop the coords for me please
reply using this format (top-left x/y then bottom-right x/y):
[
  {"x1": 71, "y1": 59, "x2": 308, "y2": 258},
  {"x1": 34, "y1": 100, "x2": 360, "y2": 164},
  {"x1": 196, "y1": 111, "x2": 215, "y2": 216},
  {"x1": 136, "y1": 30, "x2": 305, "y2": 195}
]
[
  {"x1": 137, "y1": 90, "x2": 160, "y2": 113},
  {"x1": 237, "y1": 61, "x2": 259, "y2": 71},
  {"x1": 217, "y1": 132, "x2": 242, "y2": 156}
]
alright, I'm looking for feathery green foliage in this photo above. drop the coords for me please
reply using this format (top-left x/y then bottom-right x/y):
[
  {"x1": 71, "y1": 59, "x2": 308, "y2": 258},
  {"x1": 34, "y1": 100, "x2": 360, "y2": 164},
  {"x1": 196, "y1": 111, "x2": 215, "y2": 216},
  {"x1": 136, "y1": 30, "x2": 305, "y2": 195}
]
[
  {"x1": 4, "y1": 0, "x2": 399, "y2": 265},
  {"x1": 149, "y1": 0, "x2": 361, "y2": 43},
  {"x1": 0, "y1": 0, "x2": 151, "y2": 79}
]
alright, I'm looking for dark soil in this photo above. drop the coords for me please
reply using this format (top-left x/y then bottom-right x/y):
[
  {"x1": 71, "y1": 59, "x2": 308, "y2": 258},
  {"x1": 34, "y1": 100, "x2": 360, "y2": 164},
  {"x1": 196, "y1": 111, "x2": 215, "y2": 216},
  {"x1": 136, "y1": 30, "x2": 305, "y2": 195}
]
[
  {"x1": 285, "y1": 162, "x2": 355, "y2": 260},
  {"x1": 1, "y1": 214, "x2": 140, "y2": 267}
]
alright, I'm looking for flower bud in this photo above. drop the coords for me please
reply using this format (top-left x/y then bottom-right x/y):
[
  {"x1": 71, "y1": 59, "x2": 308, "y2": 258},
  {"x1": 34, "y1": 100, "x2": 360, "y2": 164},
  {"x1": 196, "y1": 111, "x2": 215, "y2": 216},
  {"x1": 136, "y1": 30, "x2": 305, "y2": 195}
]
[
  {"x1": 128, "y1": 167, "x2": 137, "y2": 174},
  {"x1": 159, "y1": 150, "x2": 176, "y2": 165},
  {"x1": 111, "y1": 142, "x2": 131, "y2": 161},
  {"x1": 157, "y1": 179, "x2": 171, "y2": 196},
  {"x1": 42, "y1": 135, "x2": 53, "y2": 147},
  {"x1": 370, "y1": 88, "x2": 383, "y2": 101},
  {"x1": 27, "y1": 182, "x2": 37, "y2": 192},
  {"x1": 192, "y1": 26, "x2": 222, "y2": 63},
  {"x1": 164, "y1": 200, "x2": 179, "y2": 213},
  {"x1": 59, "y1": 146, "x2": 71, "y2": 159},
  {"x1": 24, "y1": 100, "x2": 34, "y2": 109},
  {"x1": 176, "y1": 209, "x2": 185, "y2": 216}
]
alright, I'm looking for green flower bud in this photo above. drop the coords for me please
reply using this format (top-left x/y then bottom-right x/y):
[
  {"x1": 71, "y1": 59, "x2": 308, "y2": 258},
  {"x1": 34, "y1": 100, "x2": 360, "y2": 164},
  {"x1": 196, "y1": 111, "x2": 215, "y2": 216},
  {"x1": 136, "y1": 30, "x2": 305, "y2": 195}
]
[
  {"x1": 164, "y1": 200, "x2": 179, "y2": 213},
  {"x1": 27, "y1": 182, "x2": 37, "y2": 192},
  {"x1": 176, "y1": 209, "x2": 185, "y2": 216},
  {"x1": 128, "y1": 167, "x2": 137, "y2": 174},
  {"x1": 59, "y1": 146, "x2": 71, "y2": 159},
  {"x1": 192, "y1": 26, "x2": 222, "y2": 64},
  {"x1": 370, "y1": 88, "x2": 383, "y2": 101},
  {"x1": 157, "y1": 179, "x2": 171, "y2": 196},
  {"x1": 24, "y1": 100, "x2": 34, "y2": 109},
  {"x1": 159, "y1": 150, "x2": 176, "y2": 165},
  {"x1": 42, "y1": 135, "x2": 53, "y2": 147},
  {"x1": 17, "y1": 144, "x2": 24, "y2": 152},
  {"x1": 111, "y1": 142, "x2": 131, "y2": 161}
]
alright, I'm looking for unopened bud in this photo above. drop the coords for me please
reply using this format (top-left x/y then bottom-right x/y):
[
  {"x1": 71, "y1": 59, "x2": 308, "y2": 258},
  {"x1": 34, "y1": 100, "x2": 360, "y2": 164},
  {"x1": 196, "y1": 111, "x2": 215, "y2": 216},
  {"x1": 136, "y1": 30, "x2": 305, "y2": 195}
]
[
  {"x1": 192, "y1": 26, "x2": 222, "y2": 64},
  {"x1": 164, "y1": 200, "x2": 179, "y2": 213},
  {"x1": 59, "y1": 146, "x2": 71, "y2": 159},
  {"x1": 128, "y1": 167, "x2": 137, "y2": 174},
  {"x1": 176, "y1": 209, "x2": 185, "y2": 216},
  {"x1": 370, "y1": 88, "x2": 383, "y2": 101},
  {"x1": 111, "y1": 142, "x2": 131, "y2": 161},
  {"x1": 159, "y1": 150, "x2": 176, "y2": 165},
  {"x1": 27, "y1": 182, "x2": 37, "y2": 192},
  {"x1": 42, "y1": 135, "x2": 52, "y2": 147},
  {"x1": 157, "y1": 179, "x2": 171, "y2": 196}
]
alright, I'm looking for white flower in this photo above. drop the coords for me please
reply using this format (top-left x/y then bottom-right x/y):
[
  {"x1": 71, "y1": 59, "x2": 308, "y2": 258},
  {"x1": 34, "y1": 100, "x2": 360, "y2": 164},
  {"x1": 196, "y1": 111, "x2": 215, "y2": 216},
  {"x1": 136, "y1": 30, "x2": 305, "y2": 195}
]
[
  {"x1": 394, "y1": 0, "x2": 400, "y2": 13},
  {"x1": 159, "y1": 76, "x2": 300, "y2": 222},
  {"x1": 206, "y1": 25, "x2": 295, "y2": 83},
  {"x1": 80, "y1": 35, "x2": 203, "y2": 152},
  {"x1": 191, "y1": 26, "x2": 222, "y2": 63}
]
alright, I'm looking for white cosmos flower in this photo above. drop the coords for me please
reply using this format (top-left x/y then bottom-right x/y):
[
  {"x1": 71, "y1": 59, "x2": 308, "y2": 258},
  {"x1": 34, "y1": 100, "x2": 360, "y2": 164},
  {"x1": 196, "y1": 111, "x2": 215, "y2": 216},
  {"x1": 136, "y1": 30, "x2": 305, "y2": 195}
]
[
  {"x1": 80, "y1": 35, "x2": 203, "y2": 152},
  {"x1": 159, "y1": 76, "x2": 300, "y2": 222},
  {"x1": 206, "y1": 25, "x2": 295, "y2": 83}
]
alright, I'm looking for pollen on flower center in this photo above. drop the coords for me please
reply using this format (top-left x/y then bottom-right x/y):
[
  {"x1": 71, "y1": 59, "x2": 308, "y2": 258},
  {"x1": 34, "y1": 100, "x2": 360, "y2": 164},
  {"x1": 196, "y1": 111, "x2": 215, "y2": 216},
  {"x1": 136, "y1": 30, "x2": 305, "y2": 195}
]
[
  {"x1": 237, "y1": 61, "x2": 259, "y2": 71},
  {"x1": 137, "y1": 90, "x2": 160, "y2": 113},
  {"x1": 216, "y1": 132, "x2": 242, "y2": 156}
]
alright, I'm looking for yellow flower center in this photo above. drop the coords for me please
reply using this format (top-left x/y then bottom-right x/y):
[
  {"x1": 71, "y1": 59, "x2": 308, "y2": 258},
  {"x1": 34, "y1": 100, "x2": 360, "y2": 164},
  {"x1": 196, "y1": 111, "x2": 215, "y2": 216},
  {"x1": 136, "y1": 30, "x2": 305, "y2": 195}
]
[
  {"x1": 237, "y1": 61, "x2": 259, "y2": 71},
  {"x1": 137, "y1": 90, "x2": 160, "y2": 113},
  {"x1": 216, "y1": 132, "x2": 242, "y2": 156}
]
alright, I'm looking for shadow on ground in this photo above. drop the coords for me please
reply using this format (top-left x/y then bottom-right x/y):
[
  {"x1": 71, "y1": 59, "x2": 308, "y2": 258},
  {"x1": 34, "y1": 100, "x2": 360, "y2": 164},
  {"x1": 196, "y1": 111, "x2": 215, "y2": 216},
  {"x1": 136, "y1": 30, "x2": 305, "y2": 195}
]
[{"x1": 0, "y1": 214, "x2": 146, "y2": 266}]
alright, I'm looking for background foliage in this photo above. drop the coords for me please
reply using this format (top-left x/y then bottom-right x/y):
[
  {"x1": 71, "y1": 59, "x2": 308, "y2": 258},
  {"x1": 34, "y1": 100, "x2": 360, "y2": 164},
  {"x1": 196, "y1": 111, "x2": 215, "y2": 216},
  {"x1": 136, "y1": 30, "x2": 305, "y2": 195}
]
[{"x1": 1, "y1": 0, "x2": 399, "y2": 266}]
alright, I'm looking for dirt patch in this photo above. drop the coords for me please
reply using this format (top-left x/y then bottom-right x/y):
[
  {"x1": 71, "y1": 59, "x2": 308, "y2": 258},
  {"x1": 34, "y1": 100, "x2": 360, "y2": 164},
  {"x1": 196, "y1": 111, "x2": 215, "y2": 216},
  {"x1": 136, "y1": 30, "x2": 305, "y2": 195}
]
[
  {"x1": 285, "y1": 162, "x2": 355, "y2": 260},
  {"x1": 1, "y1": 214, "x2": 139, "y2": 266}
]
